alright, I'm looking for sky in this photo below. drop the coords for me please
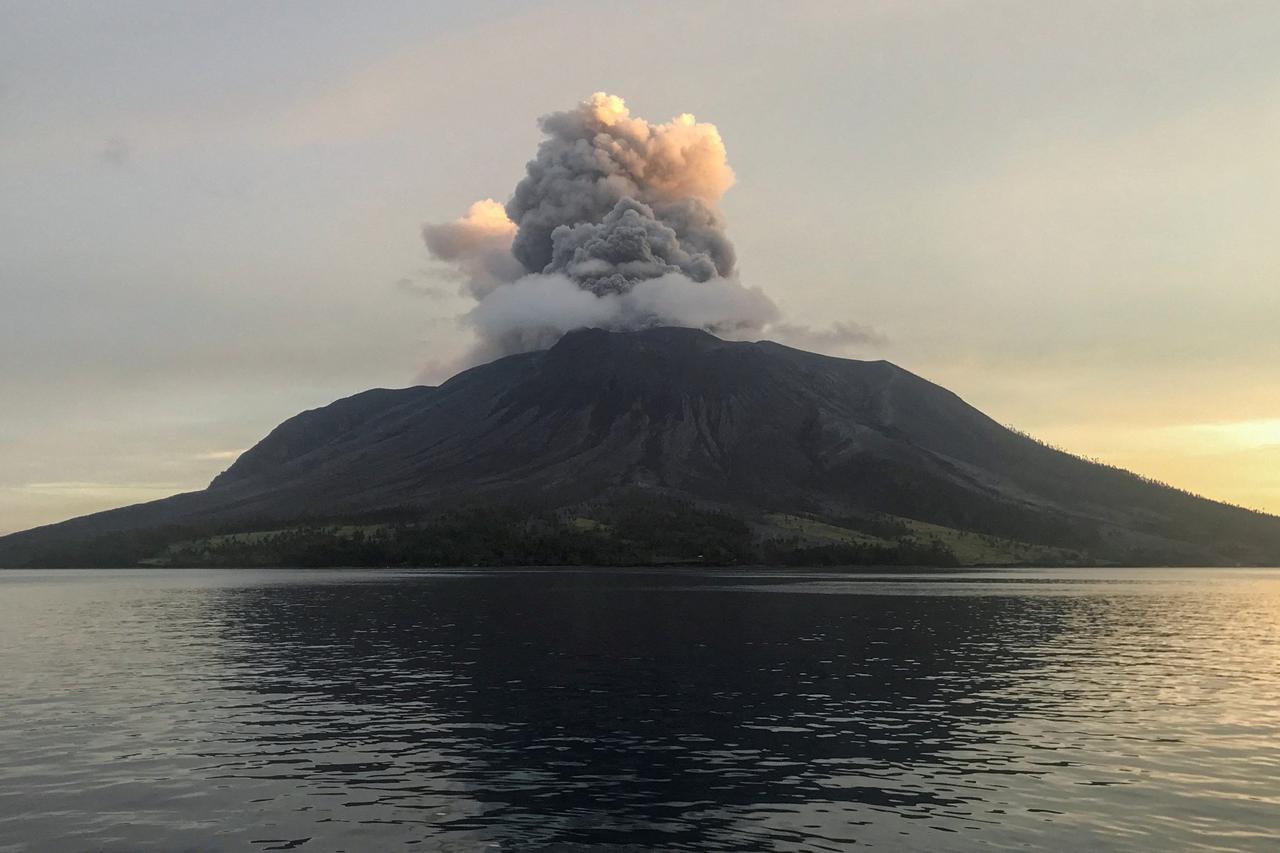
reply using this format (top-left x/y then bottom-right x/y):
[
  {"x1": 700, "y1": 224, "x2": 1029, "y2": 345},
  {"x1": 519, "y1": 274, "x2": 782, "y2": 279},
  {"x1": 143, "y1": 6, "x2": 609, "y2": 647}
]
[{"x1": 2, "y1": 0, "x2": 1278, "y2": 534}]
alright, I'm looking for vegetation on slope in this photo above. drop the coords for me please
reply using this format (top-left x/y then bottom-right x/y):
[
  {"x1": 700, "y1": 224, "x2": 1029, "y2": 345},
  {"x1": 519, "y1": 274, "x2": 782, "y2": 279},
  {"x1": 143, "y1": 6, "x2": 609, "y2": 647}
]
[{"x1": 11, "y1": 495, "x2": 983, "y2": 569}]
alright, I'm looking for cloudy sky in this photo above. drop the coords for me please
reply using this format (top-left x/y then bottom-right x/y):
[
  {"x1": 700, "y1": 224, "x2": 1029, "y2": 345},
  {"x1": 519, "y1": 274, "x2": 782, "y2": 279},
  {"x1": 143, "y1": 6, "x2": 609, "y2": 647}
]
[{"x1": 2, "y1": 1, "x2": 1278, "y2": 533}]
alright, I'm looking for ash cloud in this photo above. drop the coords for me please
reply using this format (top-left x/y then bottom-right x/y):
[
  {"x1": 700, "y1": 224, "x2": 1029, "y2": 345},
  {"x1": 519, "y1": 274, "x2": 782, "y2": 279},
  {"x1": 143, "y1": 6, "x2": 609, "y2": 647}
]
[
  {"x1": 421, "y1": 199, "x2": 523, "y2": 298},
  {"x1": 421, "y1": 92, "x2": 876, "y2": 370},
  {"x1": 504, "y1": 93, "x2": 736, "y2": 284}
]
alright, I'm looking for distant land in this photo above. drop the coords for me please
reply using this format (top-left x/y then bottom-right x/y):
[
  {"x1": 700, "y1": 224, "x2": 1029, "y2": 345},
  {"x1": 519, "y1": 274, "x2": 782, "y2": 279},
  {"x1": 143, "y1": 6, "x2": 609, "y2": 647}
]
[{"x1": 2, "y1": 327, "x2": 1278, "y2": 568}]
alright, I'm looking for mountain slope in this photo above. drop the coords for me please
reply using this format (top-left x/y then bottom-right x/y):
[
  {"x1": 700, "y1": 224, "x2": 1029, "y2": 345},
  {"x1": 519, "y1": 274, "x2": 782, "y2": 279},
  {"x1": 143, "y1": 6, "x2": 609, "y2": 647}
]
[{"x1": 3, "y1": 327, "x2": 1278, "y2": 566}]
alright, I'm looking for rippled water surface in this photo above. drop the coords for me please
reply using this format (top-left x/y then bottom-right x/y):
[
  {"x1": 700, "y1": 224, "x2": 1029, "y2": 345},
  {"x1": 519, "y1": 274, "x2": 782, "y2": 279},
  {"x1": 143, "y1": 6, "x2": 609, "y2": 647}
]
[{"x1": 1, "y1": 568, "x2": 1278, "y2": 851}]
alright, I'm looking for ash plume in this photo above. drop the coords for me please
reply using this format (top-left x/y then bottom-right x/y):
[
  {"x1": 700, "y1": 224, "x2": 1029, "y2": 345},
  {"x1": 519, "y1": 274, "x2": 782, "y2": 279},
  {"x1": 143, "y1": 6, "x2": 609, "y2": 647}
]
[
  {"x1": 421, "y1": 92, "x2": 875, "y2": 368},
  {"x1": 420, "y1": 199, "x2": 523, "y2": 299}
]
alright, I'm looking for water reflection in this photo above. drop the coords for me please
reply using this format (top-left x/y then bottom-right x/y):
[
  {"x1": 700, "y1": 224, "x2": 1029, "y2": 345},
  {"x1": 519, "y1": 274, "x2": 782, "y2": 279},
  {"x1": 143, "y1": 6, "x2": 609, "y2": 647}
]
[
  {"x1": 207, "y1": 573, "x2": 1101, "y2": 849},
  {"x1": 0, "y1": 569, "x2": 1277, "y2": 851}
]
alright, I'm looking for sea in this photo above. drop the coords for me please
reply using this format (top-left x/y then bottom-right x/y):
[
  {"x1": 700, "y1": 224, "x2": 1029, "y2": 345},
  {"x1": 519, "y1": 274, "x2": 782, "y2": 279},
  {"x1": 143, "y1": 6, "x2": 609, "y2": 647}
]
[{"x1": 1, "y1": 567, "x2": 1277, "y2": 851}]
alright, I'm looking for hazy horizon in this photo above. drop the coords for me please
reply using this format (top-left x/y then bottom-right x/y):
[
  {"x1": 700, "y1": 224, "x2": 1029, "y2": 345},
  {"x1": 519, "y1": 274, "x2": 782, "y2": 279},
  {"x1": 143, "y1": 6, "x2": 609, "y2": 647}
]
[{"x1": 3, "y1": 1, "x2": 1278, "y2": 533}]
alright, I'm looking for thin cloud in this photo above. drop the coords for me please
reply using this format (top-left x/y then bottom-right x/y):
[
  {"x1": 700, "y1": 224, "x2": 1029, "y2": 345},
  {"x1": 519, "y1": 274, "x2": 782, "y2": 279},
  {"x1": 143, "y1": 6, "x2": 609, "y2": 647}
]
[
  {"x1": 394, "y1": 276, "x2": 451, "y2": 299},
  {"x1": 99, "y1": 136, "x2": 132, "y2": 167},
  {"x1": 768, "y1": 321, "x2": 888, "y2": 354},
  {"x1": 192, "y1": 449, "x2": 245, "y2": 462},
  {"x1": 20, "y1": 481, "x2": 184, "y2": 494}
]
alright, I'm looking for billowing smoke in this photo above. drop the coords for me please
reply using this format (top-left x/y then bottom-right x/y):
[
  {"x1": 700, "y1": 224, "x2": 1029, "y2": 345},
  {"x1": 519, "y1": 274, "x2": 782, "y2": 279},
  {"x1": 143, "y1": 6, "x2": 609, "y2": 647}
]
[
  {"x1": 420, "y1": 199, "x2": 523, "y2": 299},
  {"x1": 421, "y1": 92, "x2": 875, "y2": 368}
]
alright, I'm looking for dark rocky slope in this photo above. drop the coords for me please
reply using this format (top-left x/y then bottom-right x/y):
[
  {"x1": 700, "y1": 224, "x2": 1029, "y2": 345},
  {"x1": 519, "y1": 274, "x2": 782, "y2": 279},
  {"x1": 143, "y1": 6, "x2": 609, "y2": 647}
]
[{"x1": 3, "y1": 327, "x2": 1278, "y2": 566}]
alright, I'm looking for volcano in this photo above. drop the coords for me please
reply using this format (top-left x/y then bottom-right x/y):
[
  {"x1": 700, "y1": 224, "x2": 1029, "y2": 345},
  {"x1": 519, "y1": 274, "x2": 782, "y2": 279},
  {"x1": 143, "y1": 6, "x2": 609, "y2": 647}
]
[{"x1": 3, "y1": 327, "x2": 1278, "y2": 567}]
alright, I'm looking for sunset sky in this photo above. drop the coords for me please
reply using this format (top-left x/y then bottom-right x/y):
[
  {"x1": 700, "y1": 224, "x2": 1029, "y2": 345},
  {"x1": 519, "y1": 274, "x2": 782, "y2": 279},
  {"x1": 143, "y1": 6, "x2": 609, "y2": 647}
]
[{"x1": 2, "y1": 1, "x2": 1278, "y2": 533}]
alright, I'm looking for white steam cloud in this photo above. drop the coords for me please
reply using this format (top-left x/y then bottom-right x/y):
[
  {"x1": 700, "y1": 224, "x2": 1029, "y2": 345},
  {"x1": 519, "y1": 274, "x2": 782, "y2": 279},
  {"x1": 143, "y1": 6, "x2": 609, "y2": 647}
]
[{"x1": 421, "y1": 92, "x2": 878, "y2": 370}]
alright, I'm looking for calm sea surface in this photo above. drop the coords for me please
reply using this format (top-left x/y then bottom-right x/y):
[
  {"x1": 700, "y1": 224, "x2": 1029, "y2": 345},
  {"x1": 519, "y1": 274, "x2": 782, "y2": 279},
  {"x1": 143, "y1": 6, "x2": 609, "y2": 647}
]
[{"x1": 1, "y1": 567, "x2": 1278, "y2": 852}]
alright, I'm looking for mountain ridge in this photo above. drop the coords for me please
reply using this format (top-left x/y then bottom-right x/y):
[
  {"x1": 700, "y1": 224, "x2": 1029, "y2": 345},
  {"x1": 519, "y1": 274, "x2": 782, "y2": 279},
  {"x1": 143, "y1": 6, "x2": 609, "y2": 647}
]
[{"x1": 3, "y1": 327, "x2": 1278, "y2": 567}]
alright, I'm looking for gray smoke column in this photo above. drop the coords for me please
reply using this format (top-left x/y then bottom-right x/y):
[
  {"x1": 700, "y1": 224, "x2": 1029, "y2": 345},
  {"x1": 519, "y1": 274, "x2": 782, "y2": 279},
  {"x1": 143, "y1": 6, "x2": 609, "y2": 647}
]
[
  {"x1": 505, "y1": 92, "x2": 736, "y2": 292},
  {"x1": 421, "y1": 93, "x2": 870, "y2": 368}
]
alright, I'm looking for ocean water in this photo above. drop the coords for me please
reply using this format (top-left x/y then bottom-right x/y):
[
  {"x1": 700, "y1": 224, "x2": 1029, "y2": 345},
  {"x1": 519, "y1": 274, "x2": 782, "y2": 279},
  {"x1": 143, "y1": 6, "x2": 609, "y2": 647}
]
[{"x1": 0, "y1": 567, "x2": 1277, "y2": 852}]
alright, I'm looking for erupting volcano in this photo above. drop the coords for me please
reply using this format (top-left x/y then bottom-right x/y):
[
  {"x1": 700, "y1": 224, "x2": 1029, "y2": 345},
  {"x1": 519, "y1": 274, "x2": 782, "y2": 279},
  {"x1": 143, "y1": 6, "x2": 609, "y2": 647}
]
[{"x1": 2, "y1": 94, "x2": 1278, "y2": 569}]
